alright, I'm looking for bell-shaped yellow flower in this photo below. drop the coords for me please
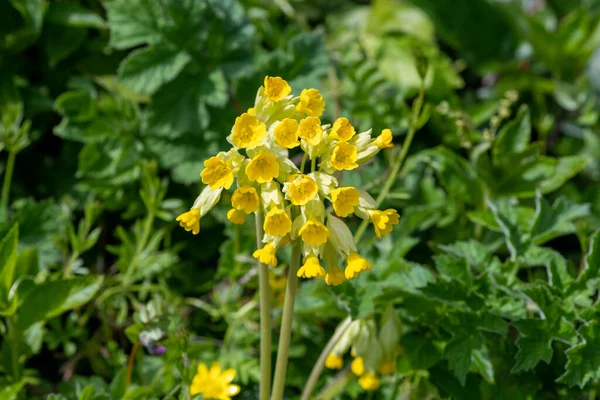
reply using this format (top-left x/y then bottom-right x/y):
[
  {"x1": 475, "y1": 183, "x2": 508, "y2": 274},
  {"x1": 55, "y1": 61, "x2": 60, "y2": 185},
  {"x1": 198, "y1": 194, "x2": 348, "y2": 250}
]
[
  {"x1": 298, "y1": 117, "x2": 323, "y2": 147},
  {"x1": 264, "y1": 208, "x2": 292, "y2": 236},
  {"x1": 375, "y1": 128, "x2": 394, "y2": 148},
  {"x1": 299, "y1": 219, "x2": 329, "y2": 246},
  {"x1": 253, "y1": 243, "x2": 278, "y2": 267},
  {"x1": 231, "y1": 113, "x2": 266, "y2": 149},
  {"x1": 246, "y1": 151, "x2": 280, "y2": 183},
  {"x1": 368, "y1": 209, "x2": 400, "y2": 238},
  {"x1": 227, "y1": 208, "x2": 247, "y2": 225},
  {"x1": 176, "y1": 209, "x2": 200, "y2": 235},
  {"x1": 200, "y1": 157, "x2": 234, "y2": 190},
  {"x1": 325, "y1": 264, "x2": 346, "y2": 286},
  {"x1": 351, "y1": 357, "x2": 365, "y2": 376},
  {"x1": 274, "y1": 118, "x2": 300, "y2": 148},
  {"x1": 296, "y1": 88, "x2": 325, "y2": 117},
  {"x1": 358, "y1": 372, "x2": 380, "y2": 391},
  {"x1": 190, "y1": 361, "x2": 240, "y2": 400},
  {"x1": 297, "y1": 256, "x2": 326, "y2": 278},
  {"x1": 331, "y1": 187, "x2": 360, "y2": 217},
  {"x1": 264, "y1": 76, "x2": 291, "y2": 101},
  {"x1": 329, "y1": 118, "x2": 356, "y2": 141},
  {"x1": 325, "y1": 353, "x2": 343, "y2": 369},
  {"x1": 345, "y1": 251, "x2": 371, "y2": 279},
  {"x1": 232, "y1": 186, "x2": 260, "y2": 213},
  {"x1": 330, "y1": 142, "x2": 358, "y2": 171},
  {"x1": 287, "y1": 174, "x2": 318, "y2": 205}
]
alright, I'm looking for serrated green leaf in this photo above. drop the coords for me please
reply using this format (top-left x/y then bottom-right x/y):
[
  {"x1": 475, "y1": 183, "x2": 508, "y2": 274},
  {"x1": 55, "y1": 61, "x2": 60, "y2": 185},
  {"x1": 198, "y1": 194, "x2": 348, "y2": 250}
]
[
  {"x1": 494, "y1": 105, "x2": 531, "y2": 158},
  {"x1": 488, "y1": 199, "x2": 530, "y2": 259},
  {"x1": 444, "y1": 336, "x2": 476, "y2": 386},
  {"x1": 539, "y1": 156, "x2": 589, "y2": 194},
  {"x1": 558, "y1": 322, "x2": 600, "y2": 388},
  {"x1": 434, "y1": 254, "x2": 471, "y2": 284},
  {"x1": 105, "y1": 0, "x2": 165, "y2": 50},
  {"x1": 401, "y1": 332, "x2": 442, "y2": 369}
]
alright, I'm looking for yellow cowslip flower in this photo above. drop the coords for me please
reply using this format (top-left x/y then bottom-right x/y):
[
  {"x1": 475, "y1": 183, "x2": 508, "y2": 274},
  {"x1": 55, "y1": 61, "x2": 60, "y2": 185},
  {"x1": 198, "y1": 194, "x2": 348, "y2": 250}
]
[
  {"x1": 298, "y1": 117, "x2": 323, "y2": 147},
  {"x1": 264, "y1": 76, "x2": 291, "y2": 101},
  {"x1": 329, "y1": 118, "x2": 355, "y2": 141},
  {"x1": 351, "y1": 357, "x2": 365, "y2": 376},
  {"x1": 247, "y1": 107, "x2": 255, "y2": 115},
  {"x1": 325, "y1": 264, "x2": 346, "y2": 286},
  {"x1": 232, "y1": 186, "x2": 260, "y2": 213},
  {"x1": 297, "y1": 256, "x2": 326, "y2": 278},
  {"x1": 358, "y1": 372, "x2": 380, "y2": 391},
  {"x1": 345, "y1": 251, "x2": 371, "y2": 280},
  {"x1": 378, "y1": 358, "x2": 395, "y2": 375},
  {"x1": 274, "y1": 118, "x2": 300, "y2": 148},
  {"x1": 296, "y1": 88, "x2": 325, "y2": 117},
  {"x1": 325, "y1": 353, "x2": 343, "y2": 370},
  {"x1": 227, "y1": 208, "x2": 246, "y2": 225},
  {"x1": 190, "y1": 362, "x2": 240, "y2": 400},
  {"x1": 287, "y1": 174, "x2": 318, "y2": 206},
  {"x1": 200, "y1": 157, "x2": 234, "y2": 190},
  {"x1": 253, "y1": 243, "x2": 277, "y2": 267},
  {"x1": 375, "y1": 128, "x2": 394, "y2": 148},
  {"x1": 369, "y1": 209, "x2": 400, "y2": 238},
  {"x1": 298, "y1": 219, "x2": 329, "y2": 246},
  {"x1": 264, "y1": 208, "x2": 292, "y2": 236},
  {"x1": 331, "y1": 187, "x2": 360, "y2": 217},
  {"x1": 246, "y1": 151, "x2": 280, "y2": 183},
  {"x1": 330, "y1": 142, "x2": 358, "y2": 171},
  {"x1": 176, "y1": 209, "x2": 200, "y2": 235},
  {"x1": 231, "y1": 113, "x2": 267, "y2": 149}
]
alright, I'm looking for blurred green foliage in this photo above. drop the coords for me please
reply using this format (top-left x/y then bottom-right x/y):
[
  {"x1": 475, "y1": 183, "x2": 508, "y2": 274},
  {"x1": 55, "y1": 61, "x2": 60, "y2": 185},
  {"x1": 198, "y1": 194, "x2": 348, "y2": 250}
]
[{"x1": 1, "y1": 0, "x2": 600, "y2": 399}]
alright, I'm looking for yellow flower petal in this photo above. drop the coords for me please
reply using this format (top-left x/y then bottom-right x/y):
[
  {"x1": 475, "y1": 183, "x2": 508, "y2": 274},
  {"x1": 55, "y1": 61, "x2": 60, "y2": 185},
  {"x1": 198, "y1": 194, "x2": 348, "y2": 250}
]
[
  {"x1": 330, "y1": 142, "x2": 358, "y2": 171},
  {"x1": 264, "y1": 76, "x2": 292, "y2": 101},
  {"x1": 176, "y1": 209, "x2": 201, "y2": 235},
  {"x1": 200, "y1": 157, "x2": 234, "y2": 190},
  {"x1": 296, "y1": 88, "x2": 325, "y2": 117},
  {"x1": 246, "y1": 151, "x2": 280, "y2": 183}
]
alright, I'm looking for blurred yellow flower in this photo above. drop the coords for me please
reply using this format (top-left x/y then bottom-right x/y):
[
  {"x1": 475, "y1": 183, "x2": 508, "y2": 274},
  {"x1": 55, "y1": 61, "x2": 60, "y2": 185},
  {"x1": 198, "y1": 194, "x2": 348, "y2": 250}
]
[
  {"x1": 246, "y1": 151, "x2": 279, "y2": 183},
  {"x1": 298, "y1": 117, "x2": 323, "y2": 147},
  {"x1": 253, "y1": 243, "x2": 277, "y2": 267},
  {"x1": 287, "y1": 174, "x2": 318, "y2": 205},
  {"x1": 325, "y1": 264, "x2": 346, "y2": 286},
  {"x1": 299, "y1": 219, "x2": 329, "y2": 246},
  {"x1": 231, "y1": 113, "x2": 266, "y2": 149},
  {"x1": 375, "y1": 128, "x2": 394, "y2": 148},
  {"x1": 297, "y1": 256, "x2": 326, "y2": 278},
  {"x1": 264, "y1": 208, "x2": 292, "y2": 236},
  {"x1": 227, "y1": 208, "x2": 246, "y2": 225},
  {"x1": 331, "y1": 187, "x2": 360, "y2": 217},
  {"x1": 201, "y1": 157, "x2": 234, "y2": 190},
  {"x1": 176, "y1": 209, "x2": 200, "y2": 235},
  {"x1": 232, "y1": 186, "x2": 260, "y2": 213},
  {"x1": 351, "y1": 357, "x2": 364, "y2": 376},
  {"x1": 296, "y1": 88, "x2": 325, "y2": 117},
  {"x1": 329, "y1": 117, "x2": 355, "y2": 141},
  {"x1": 190, "y1": 362, "x2": 240, "y2": 400},
  {"x1": 325, "y1": 353, "x2": 343, "y2": 369},
  {"x1": 330, "y1": 142, "x2": 358, "y2": 171},
  {"x1": 369, "y1": 209, "x2": 400, "y2": 238},
  {"x1": 274, "y1": 118, "x2": 300, "y2": 148},
  {"x1": 358, "y1": 372, "x2": 380, "y2": 391},
  {"x1": 264, "y1": 76, "x2": 291, "y2": 101}
]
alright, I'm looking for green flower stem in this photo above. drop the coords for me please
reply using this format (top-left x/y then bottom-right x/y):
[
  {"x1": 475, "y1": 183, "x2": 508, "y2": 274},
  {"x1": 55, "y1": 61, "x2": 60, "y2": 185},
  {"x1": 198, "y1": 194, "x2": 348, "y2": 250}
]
[
  {"x1": 311, "y1": 156, "x2": 316, "y2": 173},
  {"x1": 255, "y1": 212, "x2": 272, "y2": 400},
  {"x1": 2, "y1": 150, "x2": 17, "y2": 215},
  {"x1": 354, "y1": 85, "x2": 425, "y2": 243},
  {"x1": 300, "y1": 153, "x2": 308, "y2": 172},
  {"x1": 6, "y1": 316, "x2": 20, "y2": 382},
  {"x1": 300, "y1": 316, "x2": 352, "y2": 400},
  {"x1": 271, "y1": 241, "x2": 301, "y2": 400}
]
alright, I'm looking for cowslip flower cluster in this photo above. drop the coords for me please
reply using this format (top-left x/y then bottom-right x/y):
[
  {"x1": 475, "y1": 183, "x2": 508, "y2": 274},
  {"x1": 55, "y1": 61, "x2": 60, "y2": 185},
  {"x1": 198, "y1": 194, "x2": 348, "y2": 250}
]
[
  {"x1": 176, "y1": 76, "x2": 399, "y2": 284},
  {"x1": 325, "y1": 308, "x2": 401, "y2": 391},
  {"x1": 190, "y1": 361, "x2": 240, "y2": 399}
]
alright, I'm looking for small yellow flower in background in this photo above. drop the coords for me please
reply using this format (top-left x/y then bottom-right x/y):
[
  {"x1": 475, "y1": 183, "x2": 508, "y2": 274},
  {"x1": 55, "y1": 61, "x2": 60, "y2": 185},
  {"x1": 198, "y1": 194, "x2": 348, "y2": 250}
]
[
  {"x1": 231, "y1": 113, "x2": 266, "y2": 149},
  {"x1": 231, "y1": 186, "x2": 260, "y2": 213},
  {"x1": 325, "y1": 353, "x2": 343, "y2": 369},
  {"x1": 358, "y1": 372, "x2": 380, "y2": 391},
  {"x1": 176, "y1": 209, "x2": 200, "y2": 235},
  {"x1": 298, "y1": 117, "x2": 323, "y2": 146},
  {"x1": 325, "y1": 264, "x2": 346, "y2": 286},
  {"x1": 329, "y1": 118, "x2": 356, "y2": 141},
  {"x1": 201, "y1": 157, "x2": 234, "y2": 190},
  {"x1": 345, "y1": 251, "x2": 371, "y2": 280},
  {"x1": 331, "y1": 187, "x2": 360, "y2": 217},
  {"x1": 378, "y1": 358, "x2": 395, "y2": 375},
  {"x1": 296, "y1": 88, "x2": 325, "y2": 117},
  {"x1": 375, "y1": 128, "x2": 394, "y2": 148},
  {"x1": 369, "y1": 209, "x2": 400, "y2": 238},
  {"x1": 253, "y1": 243, "x2": 278, "y2": 267},
  {"x1": 274, "y1": 118, "x2": 300, "y2": 148},
  {"x1": 246, "y1": 151, "x2": 280, "y2": 183},
  {"x1": 227, "y1": 208, "x2": 247, "y2": 225},
  {"x1": 190, "y1": 362, "x2": 240, "y2": 400},
  {"x1": 264, "y1": 76, "x2": 291, "y2": 101},
  {"x1": 351, "y1": 357, "x2": 365, "y2": 376},
  {"x1": 297, "y1": 256, "x2": 326, "y2": 278},
  {"x1": 264, "y1": 208, "x2": 292, "y2": 236},
  {"x1": 330, "y1": 142, "x2": 358, "y2": 171},
  {"x1": 287, "y1": 174, "x2": 318, "y2": 205},
  {"x1": 299, "y1": 219, "x2": 329, "y2": 246}
]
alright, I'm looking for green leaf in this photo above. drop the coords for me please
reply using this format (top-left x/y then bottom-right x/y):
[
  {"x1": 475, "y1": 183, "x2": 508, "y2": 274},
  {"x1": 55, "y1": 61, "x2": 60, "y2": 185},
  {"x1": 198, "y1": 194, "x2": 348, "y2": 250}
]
[
  {"x1": 434, "y1": 254, "x2": 471, "y2": 284},
  {"x1": 539, "y1": 156, "x2": 589, "y2": 194},
  {"x1": 117, "y1": 45, "x2": 191, "y2": 95},
  {"x1": 78, "y1": 385, "x2": 95, "y2": 400},
  {"x1": 488, "y1": 199, "x2": 530, "y2": 259},
  {"x1": 531, "y1": 191, "x2": 590, "y2": 244},
  {"x1": 558, "y1": 322, "x2": 600, "y2": 388},
  {"x1": 471, "y1": 347, "x2": 494, "y2": 384},
  {"x1": 574, "y1": 230, "x2": 600, "y2": 291},
  {"x1": 17, "y1": 276, "x2": 104, "y2": 330},
  {"x1": 43, "y1": 24, "x2": 87, "y2": 68},
  {"x1": 493, "y1": 105, "x2": 531, "y2": 159},
  {"x1": 401, "y1": 332, "x2": 442, "y2": 369},
  {"x1": 46, "y1": 2, "x2": 106, "y2": 29},
  {"x1": 0, "y1": 380, "x2": 26, "y2": 400},
  {"x1": 444, "y1": 335, "x2": 476, "y2": 386},
  {"x1": 105, "y1": 0, "x2": 165, "y2": 50},
  {"x1": 0, "y1": 223, "x2": 18, "y2": 292}
]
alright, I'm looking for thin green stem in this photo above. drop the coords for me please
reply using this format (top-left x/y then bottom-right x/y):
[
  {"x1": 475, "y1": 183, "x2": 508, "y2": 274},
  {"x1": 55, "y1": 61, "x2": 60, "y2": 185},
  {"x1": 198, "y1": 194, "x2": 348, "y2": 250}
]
[
  {"x1": 6, "y1": 317, "x2": 20, "y2": 382},
  {"x1": 300, "y1": 316, "x2": 352, "y2": 400},
  {"x1": 161, "y1": 383, "x2": 181, "y2": 400},
  {"x1": 354, "y1": 85, "x2": 425, "y2": 243},
  {"x1": 63, "y1": 251, "x2": 79, "y2": 278},
  {"x1": 411, "y1": 372, "x2": 422, "y2": 400},
  {"x1": 271, "y1": 241, "x2": 301, "y2": 400},
  {"x1": 300, "y1": 153, "x2": 308, "y2": 173},
  {"x1": 389, "y1": 366, "x2": 403, "y2": 400},
  {"x1": 255, "y1": 212, "x2": 272, "y2": 400},
  {"x1": 2, "y1": 150, "x2": 17, "y2": 214},
  {"x1": 311, "y1": 156, "x2": 316, "y2": 173}
]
